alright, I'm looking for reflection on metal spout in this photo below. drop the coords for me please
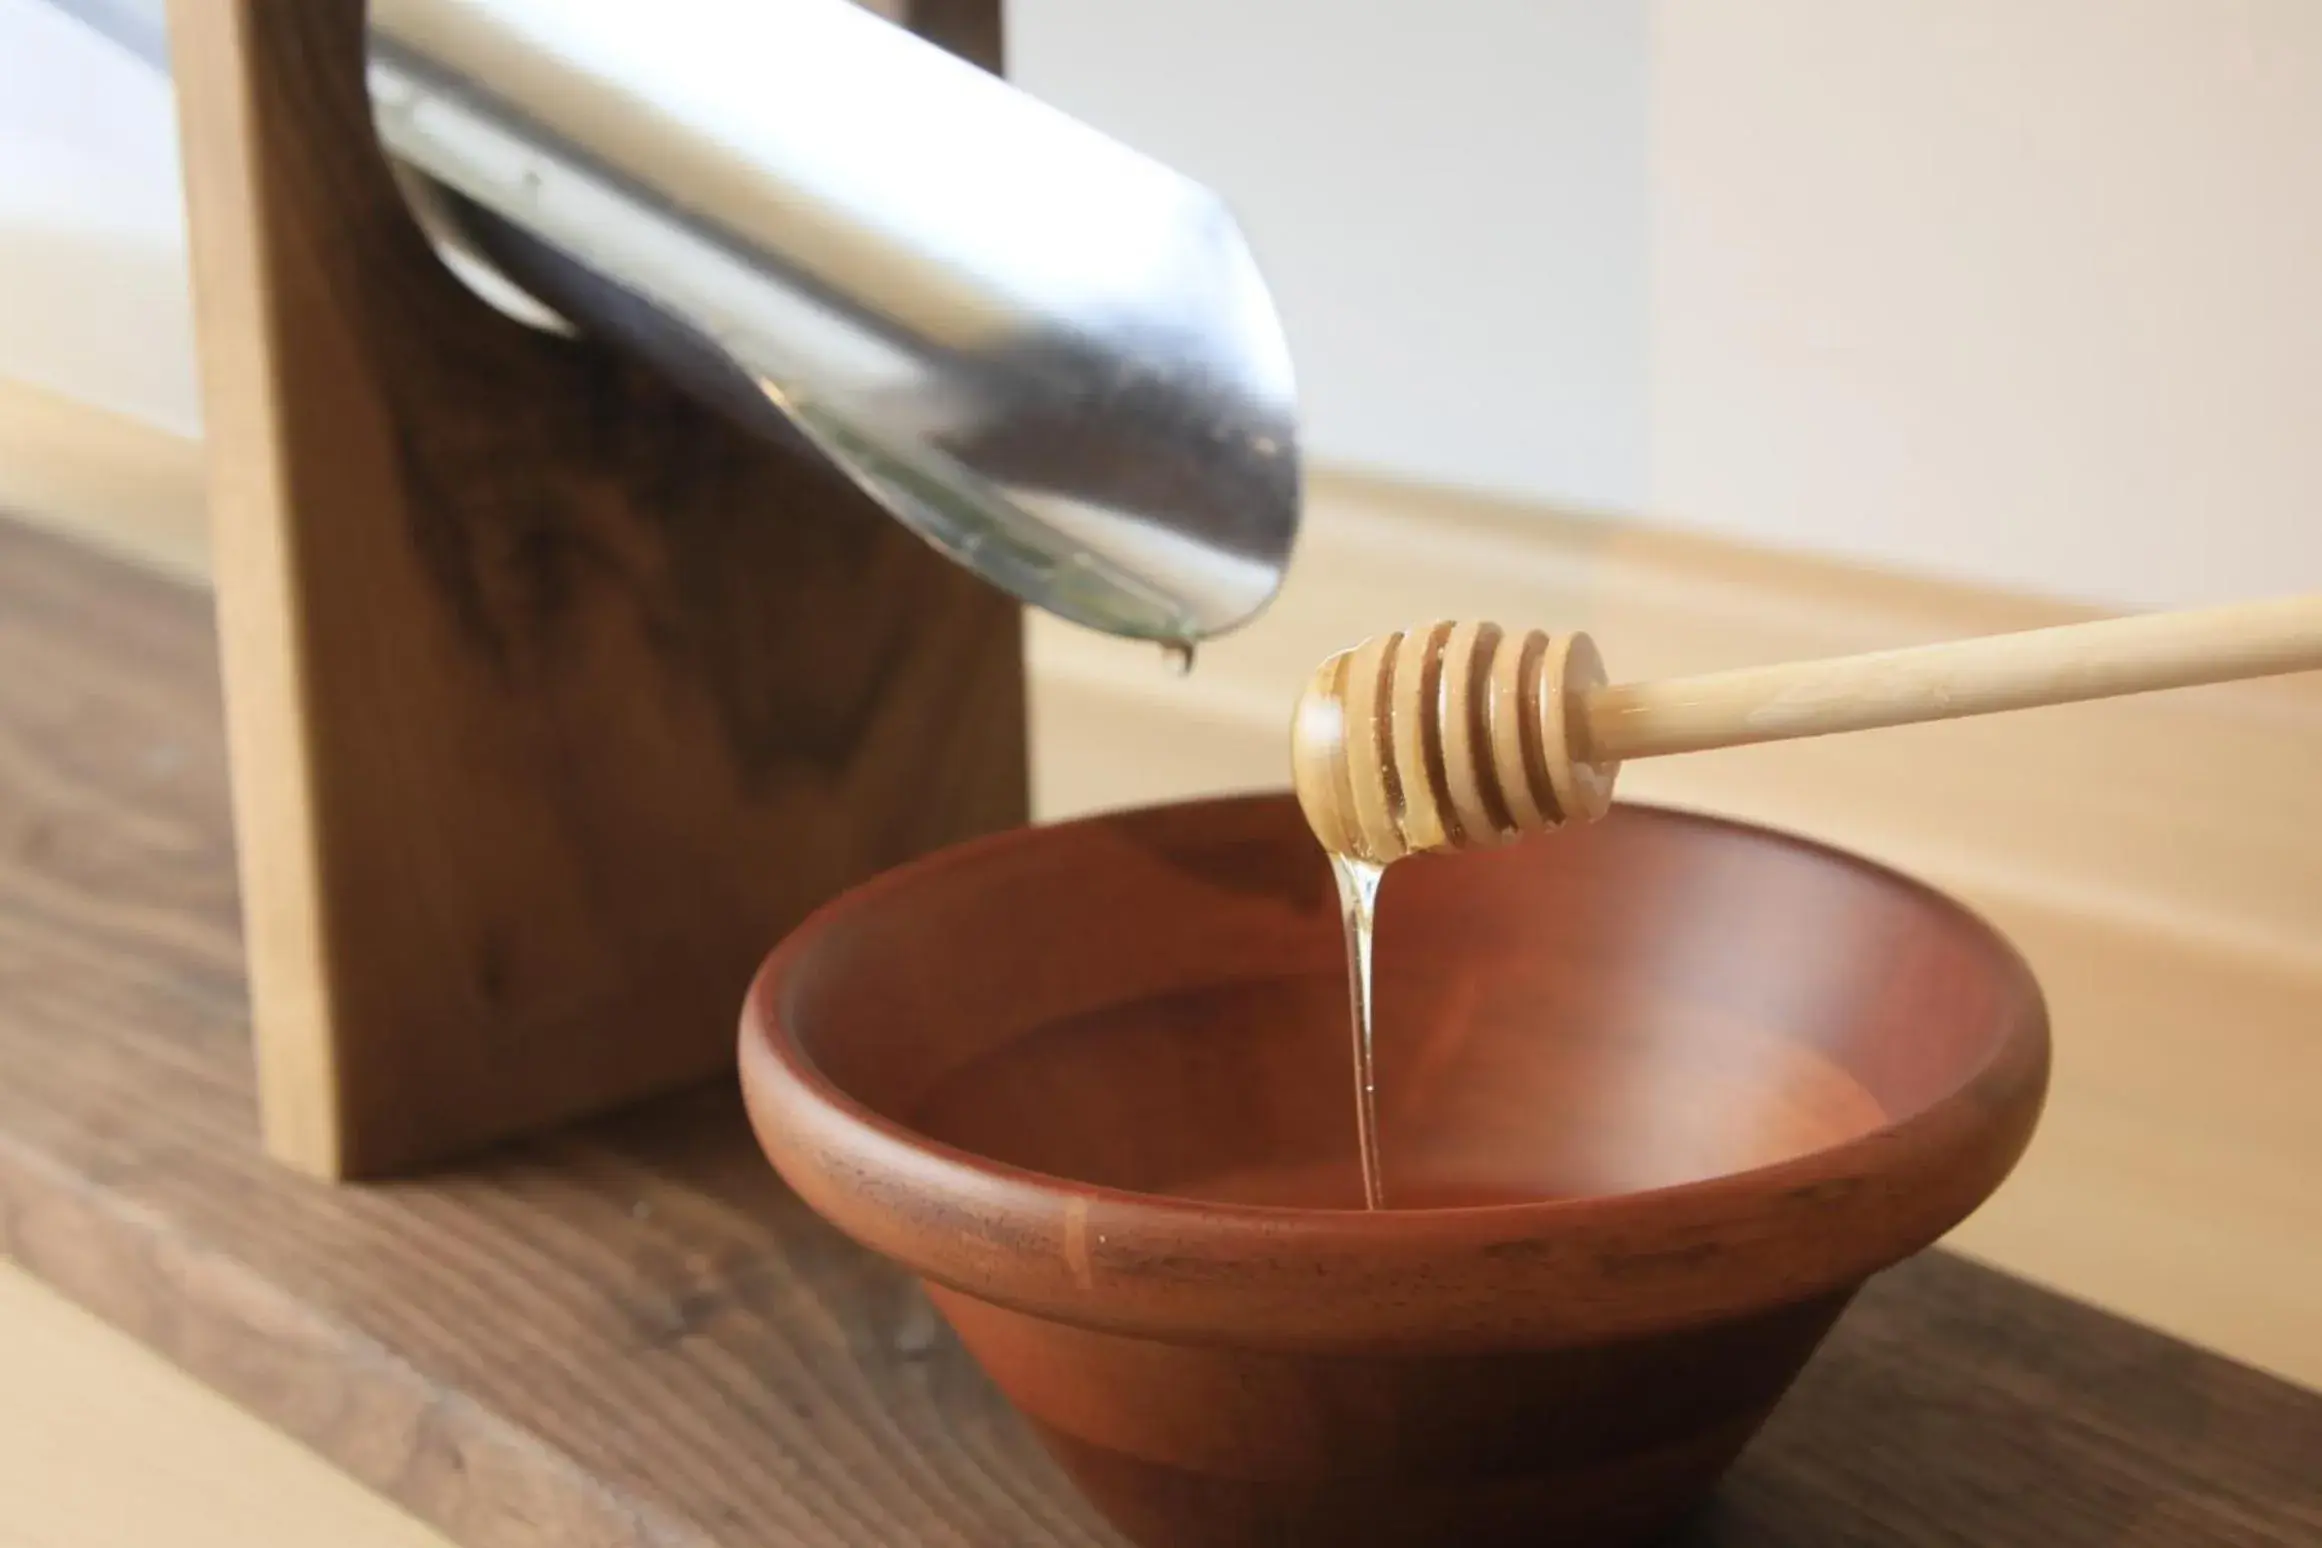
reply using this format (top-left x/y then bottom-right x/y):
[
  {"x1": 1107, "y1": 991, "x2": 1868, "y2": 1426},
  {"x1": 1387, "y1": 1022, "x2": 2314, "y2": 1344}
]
[
  {"x1": 384, "y1": 161, "x2": 574, "y2": 335},
  {"x1": 38, "y1": 0, "x2": 1301, "y2": 641},
  {"x1": 365, "y1": 0, "x2": 1302, "y2": 640}
]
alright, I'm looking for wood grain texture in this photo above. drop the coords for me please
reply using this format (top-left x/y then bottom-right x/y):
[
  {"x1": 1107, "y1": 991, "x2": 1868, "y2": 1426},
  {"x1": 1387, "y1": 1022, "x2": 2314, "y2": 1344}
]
[
  {"x1": 2, "y1": 517, "x2": 2317, "y2": 1545},
  {"x1": 739, "y1": 792, "x2": 2050, "y2": 1545},
  {"x1": 164, "y1": 0, "x2": 1025, "y2": 1177}
]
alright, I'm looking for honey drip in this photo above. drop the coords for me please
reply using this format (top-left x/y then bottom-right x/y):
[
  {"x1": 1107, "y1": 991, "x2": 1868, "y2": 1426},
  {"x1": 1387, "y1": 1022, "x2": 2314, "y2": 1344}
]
[{"x1": 1328, "y1": 852, "x2": 1387, "y2": 1210}]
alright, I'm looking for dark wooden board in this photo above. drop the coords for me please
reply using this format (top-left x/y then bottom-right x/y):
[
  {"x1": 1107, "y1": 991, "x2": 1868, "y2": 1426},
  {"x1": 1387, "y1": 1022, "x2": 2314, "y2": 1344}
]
[{"x1": 1, "y1": 518, "x2": 2317, "y2": 1546}]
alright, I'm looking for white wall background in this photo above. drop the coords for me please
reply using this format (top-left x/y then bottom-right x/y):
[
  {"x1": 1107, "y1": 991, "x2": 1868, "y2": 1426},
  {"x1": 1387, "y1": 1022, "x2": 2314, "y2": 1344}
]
[
  {"x1": 1010, "y1": 0, "x2": 1650, "y2": 516},
  {"x1": 1652, "y1": 0, "x2": 2322, "y2": 611},
  {"x1": 5, "y1": 0, "x2": 2321, "y2": 610},
  {"x1": 0, "y1": 0, "x2": 195, "y2": 436}
]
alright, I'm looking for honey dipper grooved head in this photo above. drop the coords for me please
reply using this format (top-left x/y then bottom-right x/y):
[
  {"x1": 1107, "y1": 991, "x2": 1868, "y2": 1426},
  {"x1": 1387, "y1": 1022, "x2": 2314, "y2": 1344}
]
[{"x1": 1290, "y1": 622, "x2": 1618, "y2": 863}]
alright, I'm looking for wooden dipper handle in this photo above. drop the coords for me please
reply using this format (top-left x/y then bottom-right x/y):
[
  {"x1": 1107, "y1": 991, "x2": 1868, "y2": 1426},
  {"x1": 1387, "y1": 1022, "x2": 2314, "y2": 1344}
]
[{"x1": 1292, "y1": 594, "x2": 2322, "y2": 863}]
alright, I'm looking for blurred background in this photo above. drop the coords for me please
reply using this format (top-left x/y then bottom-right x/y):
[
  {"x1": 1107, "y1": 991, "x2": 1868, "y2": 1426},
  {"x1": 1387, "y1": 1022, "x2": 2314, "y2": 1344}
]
[{"x1": 7, "y1": 0, "x2": 2322, "y2": 606}]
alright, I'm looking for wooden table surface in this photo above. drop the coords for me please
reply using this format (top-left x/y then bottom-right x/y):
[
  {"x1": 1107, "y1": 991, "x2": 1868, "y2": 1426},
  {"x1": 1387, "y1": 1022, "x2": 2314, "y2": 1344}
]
[{"x1": 2, "y1": 514, "x2": 2318, "y2": 1546}]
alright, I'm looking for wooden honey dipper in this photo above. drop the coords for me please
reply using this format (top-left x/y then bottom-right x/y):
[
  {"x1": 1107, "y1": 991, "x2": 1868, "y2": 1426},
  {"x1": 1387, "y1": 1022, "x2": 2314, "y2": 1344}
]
[{"x1": 1291, "y1": 595, "x2": 2322, "y2": 864}]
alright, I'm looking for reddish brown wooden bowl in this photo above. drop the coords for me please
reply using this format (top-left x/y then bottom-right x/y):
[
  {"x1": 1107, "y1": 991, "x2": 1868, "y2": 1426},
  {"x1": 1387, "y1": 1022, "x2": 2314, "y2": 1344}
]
[{"x1": 739, "y1": 794, "x2": 2048, "y2": 1547}]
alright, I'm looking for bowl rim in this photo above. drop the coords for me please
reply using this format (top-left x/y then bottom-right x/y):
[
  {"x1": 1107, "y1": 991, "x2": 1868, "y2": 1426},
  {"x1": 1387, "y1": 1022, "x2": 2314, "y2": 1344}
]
[{"x1": 739, "y1": 791, "x2": 2051, "y2": 1353}]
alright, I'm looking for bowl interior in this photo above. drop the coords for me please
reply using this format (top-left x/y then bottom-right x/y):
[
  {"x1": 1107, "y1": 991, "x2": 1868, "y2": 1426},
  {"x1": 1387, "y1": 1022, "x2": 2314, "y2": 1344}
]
[{"x1": 776, "y1": 796, "x2": 2030, "y2": 1212}]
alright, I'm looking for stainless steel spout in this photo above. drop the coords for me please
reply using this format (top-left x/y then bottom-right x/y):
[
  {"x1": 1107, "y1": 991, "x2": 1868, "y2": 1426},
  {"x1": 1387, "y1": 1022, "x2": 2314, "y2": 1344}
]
[{"x1": 46, "y1": 0, "x2": 1303, "y2": 642}]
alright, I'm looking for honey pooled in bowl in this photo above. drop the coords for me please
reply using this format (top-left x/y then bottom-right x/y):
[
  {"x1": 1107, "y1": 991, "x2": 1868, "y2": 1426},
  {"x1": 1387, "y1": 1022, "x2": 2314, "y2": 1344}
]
[{"x1": 907, "y1": 962, "x2": 1889, "y2": 1212}]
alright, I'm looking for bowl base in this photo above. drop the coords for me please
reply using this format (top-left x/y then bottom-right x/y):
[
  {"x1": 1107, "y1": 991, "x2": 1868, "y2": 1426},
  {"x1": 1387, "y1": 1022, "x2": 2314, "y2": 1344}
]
[{"x1": 932, "y1": 1282, "x2": 1853, "y2": 1548}]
